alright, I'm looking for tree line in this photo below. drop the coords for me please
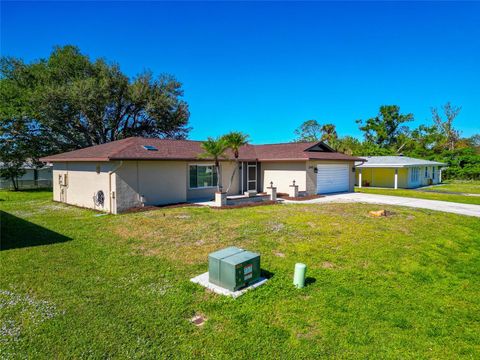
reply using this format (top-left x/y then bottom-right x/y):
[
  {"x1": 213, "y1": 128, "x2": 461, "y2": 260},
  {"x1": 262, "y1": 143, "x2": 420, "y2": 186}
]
[{"x1": 294, "y1": 105, "x2": 480, "y2": 180}]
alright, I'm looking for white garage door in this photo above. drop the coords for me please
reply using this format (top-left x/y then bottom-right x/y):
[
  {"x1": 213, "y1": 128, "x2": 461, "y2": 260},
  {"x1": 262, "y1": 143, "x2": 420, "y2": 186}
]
[{"x1": 316, "y1": 164, "x2": 350, "y2": 194}]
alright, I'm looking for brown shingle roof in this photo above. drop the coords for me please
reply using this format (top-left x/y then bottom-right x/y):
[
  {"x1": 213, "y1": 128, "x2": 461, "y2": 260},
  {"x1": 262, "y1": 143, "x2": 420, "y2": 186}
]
[{"x1": 40, "y1": 137, "x2": 364, "y2": 162}]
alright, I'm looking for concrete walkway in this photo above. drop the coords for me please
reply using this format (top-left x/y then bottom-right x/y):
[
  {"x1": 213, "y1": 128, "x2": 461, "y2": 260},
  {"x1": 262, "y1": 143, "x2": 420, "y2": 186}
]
[{"x1": 284, "y1": 192, "x2": 480, "y2": 217}]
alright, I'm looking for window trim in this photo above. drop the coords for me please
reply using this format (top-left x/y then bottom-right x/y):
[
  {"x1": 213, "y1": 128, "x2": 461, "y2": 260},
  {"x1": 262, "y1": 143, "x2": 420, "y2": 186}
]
[
  {"x1": 188, "y1": 163, "x2": 218, "y2": 190},
  {"x1": 410, "y1": 167, "x2": 420, "y2": 183}
]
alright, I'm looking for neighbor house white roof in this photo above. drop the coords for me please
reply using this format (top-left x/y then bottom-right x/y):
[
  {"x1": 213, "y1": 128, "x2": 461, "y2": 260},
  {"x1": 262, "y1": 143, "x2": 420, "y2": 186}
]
[{"x1": 356, "y1": 156, "x2": 446, "y2": 168}]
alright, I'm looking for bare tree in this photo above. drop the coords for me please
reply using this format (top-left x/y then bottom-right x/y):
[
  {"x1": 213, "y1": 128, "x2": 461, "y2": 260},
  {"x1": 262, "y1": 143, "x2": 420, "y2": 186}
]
[{"x1": 431, "y1": 102, "x2": 462, "y2": 151}]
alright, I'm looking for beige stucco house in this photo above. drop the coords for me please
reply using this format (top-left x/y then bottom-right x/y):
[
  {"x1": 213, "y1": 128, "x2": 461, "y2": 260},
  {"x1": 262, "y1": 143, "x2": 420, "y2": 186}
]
[
  {"x1": 41, "y1": 137, "x2": 363, "y2": 214},
  {"x1": 355, "y1": 156, "x2": 446, "y2": 189}
]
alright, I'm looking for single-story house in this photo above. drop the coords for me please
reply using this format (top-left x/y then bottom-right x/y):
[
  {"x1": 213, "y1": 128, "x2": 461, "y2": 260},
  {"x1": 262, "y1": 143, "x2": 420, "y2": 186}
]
[
  {"x1": 0, "y1": 162, "x2": 53, "y2": 189},
  {"x1": 355, "y1": 156, "x2": 446, "y2": 189},
  {"x1": 40, "y1": 137, "x2": 363, "y2": 213}
]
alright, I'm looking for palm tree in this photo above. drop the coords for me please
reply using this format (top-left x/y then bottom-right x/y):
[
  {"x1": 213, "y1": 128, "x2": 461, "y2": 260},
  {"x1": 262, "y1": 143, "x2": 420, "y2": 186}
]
[
  {"x1": 222, "y1": 132, "x2": 249, "y2": 193},
  {"x1": 320, "y1": 124, "x2": 338, "y2": 145},
  {"x1": 199, "y1": 137, "x2": 228, "y2": 192}
]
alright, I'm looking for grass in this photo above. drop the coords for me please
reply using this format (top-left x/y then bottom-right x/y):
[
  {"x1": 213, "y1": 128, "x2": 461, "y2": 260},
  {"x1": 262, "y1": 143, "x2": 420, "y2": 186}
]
[
  {"x1": 1, "y1": 190, "x2": 479, "y2": 358},
  {"x1": 356, "y1": 186, "x2": 480, "y2": 205},
  {"x1": 430, "y1": 180, "x2": 480, "y2": 195}
]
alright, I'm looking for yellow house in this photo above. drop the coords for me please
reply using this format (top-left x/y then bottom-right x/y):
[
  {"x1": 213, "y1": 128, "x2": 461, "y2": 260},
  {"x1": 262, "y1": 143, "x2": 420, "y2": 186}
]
[{"x1": 355, "y1": 156, "x2": 446, "y2": 189}]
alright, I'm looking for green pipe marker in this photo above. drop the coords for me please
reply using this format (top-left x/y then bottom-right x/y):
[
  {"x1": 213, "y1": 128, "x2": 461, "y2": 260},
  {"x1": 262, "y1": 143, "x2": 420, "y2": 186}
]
[{"x1": 293, "y1": 263, "x2": 307, "y2": 288}]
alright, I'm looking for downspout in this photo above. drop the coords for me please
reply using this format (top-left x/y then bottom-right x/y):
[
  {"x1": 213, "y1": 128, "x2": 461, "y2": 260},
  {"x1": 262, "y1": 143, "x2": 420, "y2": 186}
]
[{"x1": 108, "y1": 161, "x2": 123, "y2": 214}]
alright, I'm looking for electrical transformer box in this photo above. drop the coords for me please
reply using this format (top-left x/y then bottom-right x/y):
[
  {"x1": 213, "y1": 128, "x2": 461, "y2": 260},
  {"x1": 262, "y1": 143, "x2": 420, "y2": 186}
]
[{"x1": 208, "y1": 246, "x2": 261, "y2": 291}]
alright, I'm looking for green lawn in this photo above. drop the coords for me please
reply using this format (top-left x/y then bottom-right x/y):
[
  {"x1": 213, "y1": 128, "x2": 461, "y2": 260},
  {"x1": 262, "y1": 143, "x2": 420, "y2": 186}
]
[
  {"x1": 1, "y1": 190, "x2": 479, "y2": 358},
  {"x1": 356, "y1": 186, "x2": 480, "y2": 205},
  {"x1": 429, "y1": 181, "x2": 480, "y2": 195}
]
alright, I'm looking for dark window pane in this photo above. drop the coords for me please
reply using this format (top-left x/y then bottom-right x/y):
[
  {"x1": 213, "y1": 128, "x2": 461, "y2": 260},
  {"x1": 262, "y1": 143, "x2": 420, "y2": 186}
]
[
  {"x1": 248, "y1": 181, "x2": 256, "y2": 190},
  {"x1": 197, "y1": 166, "x2": 210, "y2": 187},
  {"x1": 213, "y1": 167, "x2": 218, "y2": 187},
  {"x1": 248, "y1": 166, "x2": 256, "y2": 180},
  {"x1": 189, "y1": 166, "x2": 197, "y2": 188}
]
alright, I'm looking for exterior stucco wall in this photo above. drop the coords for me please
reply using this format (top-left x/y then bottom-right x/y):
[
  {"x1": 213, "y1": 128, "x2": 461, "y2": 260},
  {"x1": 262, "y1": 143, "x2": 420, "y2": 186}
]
[
  {"x1": 114, "y1": 161, "x2": 142, "y2": 213},
  {"x1": 52, "y1": 162, "x2": 114, "y2": 213},
  {"x1": 307, "y1": 160, "x2": 355, "y2": 195},
  {"x1": 186, "y1": 161, "x2": 240, "y2": 201},
  {"x1": 114, "y1": 160, "x2": 241, "y2": 210},
  {"x1": 398, "y1": 168, "x2": 409, "y2": 188},
  {"x1": 261, "y1": 162, "x2": 307, "y2": 194},
  {"x1": 115, "y1": 160, "x2": 188, "y2": 212}
]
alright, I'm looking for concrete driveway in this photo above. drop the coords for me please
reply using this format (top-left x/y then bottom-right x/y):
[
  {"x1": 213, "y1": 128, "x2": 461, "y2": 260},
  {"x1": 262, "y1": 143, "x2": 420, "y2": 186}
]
[{"x1": 284, "y1": 192, "x2": 480, "y2": 217}]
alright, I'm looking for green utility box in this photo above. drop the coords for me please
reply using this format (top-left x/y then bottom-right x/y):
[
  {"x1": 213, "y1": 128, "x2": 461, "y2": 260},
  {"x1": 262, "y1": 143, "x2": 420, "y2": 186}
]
[{"x1": 208, "y1": 246, "x2": 261, "y2": 291}]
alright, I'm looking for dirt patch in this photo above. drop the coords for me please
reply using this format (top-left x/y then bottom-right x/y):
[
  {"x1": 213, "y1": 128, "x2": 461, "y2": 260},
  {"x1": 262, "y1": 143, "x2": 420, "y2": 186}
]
[
  {"x1": 190, "y1": 314, "x2": 207, "y2": 327},
  {"x1": 278, "y1": 193, "x2": 324, "y2": 201},
  {"x1": 321, "y1": 261, "x2": 335, "y2": 269},
  {"x1": 274, "y1": 251, "x2": 286, "y2": 258},
  {"x1": 369, "y1": 209, "x2": 394, "y2": 217},
  {"x1": 270, "y1": 222, "x2": 285, "y2": 232}
]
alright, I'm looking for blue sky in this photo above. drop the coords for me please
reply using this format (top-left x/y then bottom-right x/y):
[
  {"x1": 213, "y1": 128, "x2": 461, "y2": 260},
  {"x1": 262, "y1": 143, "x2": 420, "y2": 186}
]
[{"x1": 2, "y1": 1, "x2": 479, "y2": 143}]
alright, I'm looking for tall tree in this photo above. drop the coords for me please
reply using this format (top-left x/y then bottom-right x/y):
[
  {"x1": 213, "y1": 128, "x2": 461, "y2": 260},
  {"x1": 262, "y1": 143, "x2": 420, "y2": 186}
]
[
  {"x1": 334, "y1": 136, "x2": 361, "y2": 155},
  {"x1": 320, "y1": 123, "x2": 338, "y2": 146},
  {"x1": 356, "y1": 105, "x2": 413, "y2": 149},
  {"x1": 0, "y1": 45, "x2": 191, "y2": 155},
  {"x1": 294, "y1": 120, "x2": 322, "y2": 142},
  {"x1": 294, "y1": 120, "x2": 338, "y2": 144},
  {"x1": 0, "y1": 58, "x2": 46, "y2": 189},
  {"x1": 431, "y1": 102, "x2": 461, "y2": 151},
  {"x1": 222, "y1": 132, "x2": 249, "y2": 193},
  {"x1": 199, "y1": 137, "x2": 228, "y2": 192}
]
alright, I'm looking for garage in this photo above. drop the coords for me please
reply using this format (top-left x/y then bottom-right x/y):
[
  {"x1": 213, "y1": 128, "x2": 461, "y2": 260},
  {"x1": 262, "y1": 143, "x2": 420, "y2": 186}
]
[{"x1": 316, "y1": 164, "x2": 350, "y2": 194}]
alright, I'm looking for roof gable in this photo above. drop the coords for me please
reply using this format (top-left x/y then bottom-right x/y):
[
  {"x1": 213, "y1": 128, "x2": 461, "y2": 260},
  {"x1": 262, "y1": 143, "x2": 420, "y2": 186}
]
[{"x1": 303, "y1": 142, "x2": 335, "y2": 152}]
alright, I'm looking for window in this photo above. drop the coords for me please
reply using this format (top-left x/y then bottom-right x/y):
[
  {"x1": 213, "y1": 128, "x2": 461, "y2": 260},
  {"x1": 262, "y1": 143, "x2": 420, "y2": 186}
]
[
  {"x1": 410, "y1": 167, "x2": 419, "y2": 182},
  {"x1": 432, "y1": 167, "x2": 436, "y2": 179},
  {"x1": 424, "y1": 167, "x2": 429, "y2": 178},
  {"x1": 189, "y1": 165, "x2": 218, "y2": 189}
]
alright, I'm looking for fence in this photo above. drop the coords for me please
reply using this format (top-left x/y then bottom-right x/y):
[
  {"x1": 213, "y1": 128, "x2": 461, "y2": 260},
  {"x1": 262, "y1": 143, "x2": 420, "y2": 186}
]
[{"x1": 0, "y1": 179, "x2": 53, "y2": 190}]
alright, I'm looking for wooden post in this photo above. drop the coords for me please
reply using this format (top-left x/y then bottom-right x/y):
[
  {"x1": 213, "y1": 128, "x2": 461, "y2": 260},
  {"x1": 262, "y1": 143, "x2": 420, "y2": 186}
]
[
  {"x1": 358, "y1": 169, "x2": 362, "y2": 188},
  {"x1": 394, "y1": 168, "x2": 398, "y2": 189}
]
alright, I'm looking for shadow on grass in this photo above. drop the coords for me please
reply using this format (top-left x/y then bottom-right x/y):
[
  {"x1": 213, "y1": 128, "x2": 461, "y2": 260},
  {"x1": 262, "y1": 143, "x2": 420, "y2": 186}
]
[
  {"x1": 305, "y1": 277, "x2": 317, "y2": 286},
  {"x1": 261, "y1": 269, "x2": 275, "y2": 279},
  {"x1": 0, "y1": 210, "x2": 71, "y2": 250}
]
